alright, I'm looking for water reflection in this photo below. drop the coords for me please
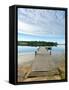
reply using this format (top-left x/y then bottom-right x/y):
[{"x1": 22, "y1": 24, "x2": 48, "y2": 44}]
[{"x1": 18, "y1": 45, "x2": 65, "y2": 56}]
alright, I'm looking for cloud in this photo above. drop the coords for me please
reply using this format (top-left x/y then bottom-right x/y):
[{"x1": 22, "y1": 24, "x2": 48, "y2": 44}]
[
  {"x1": 18, "y1": 8, "x2": 65, "y2": 43},
  {"x1": 18, "y1": 20, "x2": 49, "y2": 35}
]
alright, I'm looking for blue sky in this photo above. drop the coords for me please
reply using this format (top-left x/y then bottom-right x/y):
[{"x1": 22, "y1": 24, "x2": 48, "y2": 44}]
[{"x1": 18, "y1": 8, "x2": 65, "y2": 44}]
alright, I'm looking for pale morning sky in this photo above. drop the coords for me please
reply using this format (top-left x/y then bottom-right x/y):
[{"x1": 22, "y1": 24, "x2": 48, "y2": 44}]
[{"x1": 18, "y1": 8, "x2": 65, "y2": 44}]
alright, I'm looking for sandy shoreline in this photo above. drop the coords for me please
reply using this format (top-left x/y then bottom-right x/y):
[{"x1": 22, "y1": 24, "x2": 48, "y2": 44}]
[
  {"x1": 18, "y1": 54, "x2": 35, "y2": 66},
  {"x1": 17, "y1": 47, "x2": 65, "y2": 82}
]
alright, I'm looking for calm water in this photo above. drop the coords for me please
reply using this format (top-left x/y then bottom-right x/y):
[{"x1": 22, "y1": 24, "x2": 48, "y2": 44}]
[{"x1": 18, "y1": 45, "x2": 65, "y2": 55}]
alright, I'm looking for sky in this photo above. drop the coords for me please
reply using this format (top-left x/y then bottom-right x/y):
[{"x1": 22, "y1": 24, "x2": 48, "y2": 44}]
[{"x1": 18, "y1": 8, "x2": 65, "y2": 44}]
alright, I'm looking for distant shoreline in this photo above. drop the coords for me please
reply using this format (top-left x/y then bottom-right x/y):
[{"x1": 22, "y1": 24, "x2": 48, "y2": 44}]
[
  {"x1": 58, "y1": 43, "x2": 65, "y2": 45},
  {"x1": 18, "y1": 41, "x2": 58, "y2": 46}
]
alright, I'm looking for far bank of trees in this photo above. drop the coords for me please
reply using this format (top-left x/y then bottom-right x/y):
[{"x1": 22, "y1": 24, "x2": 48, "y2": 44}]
[{"x1": 18, "y1": 41, "x2": 58, "y2": 46}]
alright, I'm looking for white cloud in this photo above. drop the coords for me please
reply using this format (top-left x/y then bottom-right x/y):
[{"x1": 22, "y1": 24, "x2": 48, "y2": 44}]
[
  {"x1": 18, "y1": 8, "x2": 65, "y2": 37},
  {"x1": 18, "y1": 20, "x2": 49, "y2": 36}
]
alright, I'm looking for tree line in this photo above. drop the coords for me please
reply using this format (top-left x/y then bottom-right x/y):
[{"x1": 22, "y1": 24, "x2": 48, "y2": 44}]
[{"x1": 18, "y1": 41, "x2": 58, "y2": 46}]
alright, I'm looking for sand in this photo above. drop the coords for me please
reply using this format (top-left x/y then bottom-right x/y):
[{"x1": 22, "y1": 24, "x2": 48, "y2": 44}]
[
  {"x1": 17, "y1": 47, "x2": 65, "y2": 82},
  {"x1": 18, "y1": 54, "x2": 35, "y2": 66}
]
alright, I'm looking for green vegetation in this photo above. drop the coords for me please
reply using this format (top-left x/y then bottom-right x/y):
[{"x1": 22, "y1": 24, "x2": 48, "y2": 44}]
[
  {"x1": 57, "y1": 68, "x2": 65, "y2": 79},
  {"x1": 18, "y1": 41, "x2": 58, "y2": 46}
]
